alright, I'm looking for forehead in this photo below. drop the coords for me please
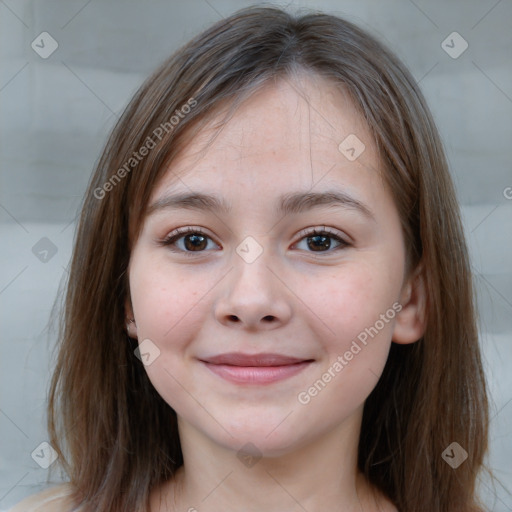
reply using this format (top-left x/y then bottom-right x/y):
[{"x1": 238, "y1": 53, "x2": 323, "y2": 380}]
[{"x1": 151, "y1": 74, "x2": 384, "y2": 205}]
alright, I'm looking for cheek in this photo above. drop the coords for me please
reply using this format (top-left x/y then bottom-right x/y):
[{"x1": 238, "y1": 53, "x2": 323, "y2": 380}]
[
  {"x1": 294, "y1": 267, "x2": 397, "y2": 421},
  {"x1": 128, "y1": 256, "x2": 210, "y2": 409},
  {"x1": 129, "y1": 256, "x2": 212, "y2": 344},
  {"x1": 299, "y1": 260, "x2": 401, "y2": 406},
  {"x1": 308, "y1": 260, "x2": 400, "y2": 347}
]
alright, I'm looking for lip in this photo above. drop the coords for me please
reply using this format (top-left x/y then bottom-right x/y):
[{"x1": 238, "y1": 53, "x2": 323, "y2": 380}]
[
  {"x1": 201, "y1": 352, "x2": 311, "y2": 366},
  {"x1": 199, "y1": 352, "x2": 314, "y2": 384}
]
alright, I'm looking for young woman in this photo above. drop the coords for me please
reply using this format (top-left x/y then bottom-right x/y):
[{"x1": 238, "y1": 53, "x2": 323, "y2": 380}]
[{"x1": 11, "y1": 5, "x2": 489, "y2": 511}]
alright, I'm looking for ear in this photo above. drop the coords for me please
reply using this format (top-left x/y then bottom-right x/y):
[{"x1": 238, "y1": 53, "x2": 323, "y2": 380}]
[
  {"x1": 124, "y1": 295, "x2": 138, "y2": 339},
  {"x1": 392, "y1": 263, "x2": 427, "y2": 344}
]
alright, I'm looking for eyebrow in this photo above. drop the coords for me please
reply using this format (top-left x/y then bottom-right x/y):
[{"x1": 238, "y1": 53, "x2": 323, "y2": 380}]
[{"x1": 147, "y1": 190, "x2": 375, "y2": 220}]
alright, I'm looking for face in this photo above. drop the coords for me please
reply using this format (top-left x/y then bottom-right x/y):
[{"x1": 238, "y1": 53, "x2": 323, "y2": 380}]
[{"x1": 127, "y1": 73, "x2": 410, "y2": 456}]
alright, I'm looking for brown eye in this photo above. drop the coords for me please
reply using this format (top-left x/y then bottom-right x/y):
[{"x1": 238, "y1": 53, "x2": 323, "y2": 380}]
[
  {"x1": 307, "y1": 234, "x2": 334, "y2": 252},
  {"x1": 183, "y1": 233, "x2": 208, "y2": 251},
  {"x1": 161, "y1": 228, "x2": 220, "y2": 254},
  {"x1": 294, "y1": 228, "x2": 349, "y2": 254}
]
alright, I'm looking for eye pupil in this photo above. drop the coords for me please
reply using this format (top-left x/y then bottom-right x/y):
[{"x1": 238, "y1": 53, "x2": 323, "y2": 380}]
[
  {"x1": 166, "y1": 229, "x2": 344, "y2": 255},
  {"x1": 185, "y1": 234, "x2": 207, "y2": 251},
  {"x1": 308, "y1": 234, "x2": 331, "y2": 252}
]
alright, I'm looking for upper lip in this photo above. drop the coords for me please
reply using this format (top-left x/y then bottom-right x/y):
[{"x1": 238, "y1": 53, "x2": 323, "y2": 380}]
[{"x1": 200, "y1": 352, "x2": 313, "y2": 366}]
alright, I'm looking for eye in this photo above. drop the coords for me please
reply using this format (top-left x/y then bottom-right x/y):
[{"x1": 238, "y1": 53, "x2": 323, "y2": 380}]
[
  {"x1": 292, "y1": 227, "x2": 349, "y2": 253},
  {"x1": 159, "y1": 226, "x2": 350, "y2": 255},
  {"x1": 160, "y1": 227, "x2": 220, "y2": 254}
]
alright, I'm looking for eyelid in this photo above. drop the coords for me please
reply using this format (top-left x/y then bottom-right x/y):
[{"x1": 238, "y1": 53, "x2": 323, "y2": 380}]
[
  {"x1": 161, "y1": 226, "x2": 220, "y2": 246},
  {"x1": 159, "y1": 225, "x2": 351, "y2": 256},
  {"x1": 294, "y1": 225, "x2": 350, "y2": 245}
]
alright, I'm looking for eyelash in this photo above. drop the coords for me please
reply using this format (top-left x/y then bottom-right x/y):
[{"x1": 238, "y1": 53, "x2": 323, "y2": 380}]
[{"x1": 159, "y1": 226, "x2": 350, "y2": 256}]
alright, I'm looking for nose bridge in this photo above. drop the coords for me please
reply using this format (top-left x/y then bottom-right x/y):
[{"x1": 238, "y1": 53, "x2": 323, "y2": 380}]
[
  {"x1": 214, "y1": 235, "x2": 292, "y2": 329},
  {"x1": 233, "y1": 239, "x2": 275, "y2": 297},
  {"x1": 230, "y1": 236, "x2": 279, "y2": 305}
]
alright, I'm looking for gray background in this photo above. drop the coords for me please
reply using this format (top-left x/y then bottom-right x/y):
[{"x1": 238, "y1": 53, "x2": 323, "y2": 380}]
[{"x1": 1, "y1": 0, "x2": 511, "y2": 509}]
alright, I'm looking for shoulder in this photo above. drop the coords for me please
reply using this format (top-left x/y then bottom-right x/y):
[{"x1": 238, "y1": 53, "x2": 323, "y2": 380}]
[{"x1": 8, "y1": 484, "x2": 77, "y2": 512}]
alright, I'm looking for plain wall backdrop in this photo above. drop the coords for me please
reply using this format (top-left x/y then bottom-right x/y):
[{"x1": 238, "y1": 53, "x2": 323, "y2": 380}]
[{"x1": 1, "y1": 0, "x2": 511, "y2": 509}]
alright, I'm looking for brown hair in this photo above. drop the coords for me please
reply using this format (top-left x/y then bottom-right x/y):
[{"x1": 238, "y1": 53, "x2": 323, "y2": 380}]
[{"x1": 47, "y1": 6, "x2": 489, "y2": 511}]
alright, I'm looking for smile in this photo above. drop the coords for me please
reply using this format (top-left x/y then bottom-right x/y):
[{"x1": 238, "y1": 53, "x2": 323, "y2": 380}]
[{"x1": 199, "y1": 352, "x2": 314, "y2": 385}]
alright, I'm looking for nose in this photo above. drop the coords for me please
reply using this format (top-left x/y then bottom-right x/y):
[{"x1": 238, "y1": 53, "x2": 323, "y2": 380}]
[{"x1": 214, "y1": 248, "x2": 293, "y2": 331}]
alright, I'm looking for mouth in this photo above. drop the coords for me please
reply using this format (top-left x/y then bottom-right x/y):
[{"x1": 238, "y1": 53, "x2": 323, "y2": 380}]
[{"x1": 198, "y1": 352, "x2": 315, "y2": 385}]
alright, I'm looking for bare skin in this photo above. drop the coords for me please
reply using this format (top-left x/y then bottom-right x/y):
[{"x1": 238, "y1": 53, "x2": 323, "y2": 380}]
[{"x1": 125, "y1": 71, "x2": 425, "y2": 512}]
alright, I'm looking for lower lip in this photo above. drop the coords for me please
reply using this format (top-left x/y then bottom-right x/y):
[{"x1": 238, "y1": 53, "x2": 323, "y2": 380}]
[{"x1": 202, "y1": 361, "x2": 312, "y2": 384}]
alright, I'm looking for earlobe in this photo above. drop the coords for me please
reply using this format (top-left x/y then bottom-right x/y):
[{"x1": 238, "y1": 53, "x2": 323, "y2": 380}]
[
  {"x1": 124, "y1": 296, "x2": 137, "y2": 339},
  {"x1": 392, "y1": 264, "x2": 427, "y2": 345},
  {"x1": 126, "y1": 318, "x2": 137, "y2": 338}
]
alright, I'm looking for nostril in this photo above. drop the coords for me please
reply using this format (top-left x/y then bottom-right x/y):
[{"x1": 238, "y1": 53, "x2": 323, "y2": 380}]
[
  {"x1": 263, "y1": 315, "x2": 275, "y2": 322},
  {"x1": 228, "y1": 315, "x2": 239, "y2": 322}
]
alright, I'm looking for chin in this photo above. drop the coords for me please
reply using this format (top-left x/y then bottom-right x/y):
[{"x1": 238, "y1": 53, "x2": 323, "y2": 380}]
[{"x1": 208, "y1": 417, "x2": 307, "y2": 458}]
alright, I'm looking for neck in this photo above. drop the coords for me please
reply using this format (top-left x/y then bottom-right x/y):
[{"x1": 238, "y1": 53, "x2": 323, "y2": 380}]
[{"x1": 151, "y1": 407, "x2": 393, "y2": 512}]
